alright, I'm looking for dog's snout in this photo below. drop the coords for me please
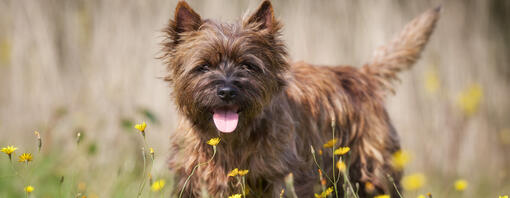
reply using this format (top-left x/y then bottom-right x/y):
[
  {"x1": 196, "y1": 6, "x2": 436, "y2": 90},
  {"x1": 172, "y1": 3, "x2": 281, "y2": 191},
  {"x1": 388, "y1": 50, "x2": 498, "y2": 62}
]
[{"x1": 217, "y1": 85, "x2": 238, "y2": 101}]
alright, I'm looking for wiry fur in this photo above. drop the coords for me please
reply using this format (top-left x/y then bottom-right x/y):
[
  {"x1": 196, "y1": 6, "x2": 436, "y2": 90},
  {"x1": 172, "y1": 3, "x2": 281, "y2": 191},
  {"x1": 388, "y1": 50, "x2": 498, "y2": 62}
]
[{"x1": 162, "y1": 1, "x2": 440, "y2": 197}]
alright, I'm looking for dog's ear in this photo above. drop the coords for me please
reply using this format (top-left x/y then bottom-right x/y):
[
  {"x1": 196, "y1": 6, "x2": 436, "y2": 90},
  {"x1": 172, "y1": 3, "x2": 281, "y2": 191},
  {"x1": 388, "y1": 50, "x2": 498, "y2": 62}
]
[
  {"x1": 174, "y1": 1, "x2": 202, "y2": 33},
  {"x1": 166, "y1": 1, "x2": 202, "y2": 46},
  {"x1": 244, "y1": 0, "x2": 280, "y2": 33}
]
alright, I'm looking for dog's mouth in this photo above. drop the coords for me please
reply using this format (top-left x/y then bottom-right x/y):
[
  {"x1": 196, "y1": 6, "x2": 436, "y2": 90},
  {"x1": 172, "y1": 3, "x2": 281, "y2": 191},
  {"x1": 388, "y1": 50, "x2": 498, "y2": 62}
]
[{"x1": 212, "y1": 105, "x2": 240, "y2": 133}]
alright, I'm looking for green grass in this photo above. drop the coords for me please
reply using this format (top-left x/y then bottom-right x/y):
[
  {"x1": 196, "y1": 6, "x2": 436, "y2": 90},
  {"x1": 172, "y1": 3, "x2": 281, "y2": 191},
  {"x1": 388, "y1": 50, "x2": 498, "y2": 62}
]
[{"x1": 1, "y1": 137, "x2": 509, "y2": 198}]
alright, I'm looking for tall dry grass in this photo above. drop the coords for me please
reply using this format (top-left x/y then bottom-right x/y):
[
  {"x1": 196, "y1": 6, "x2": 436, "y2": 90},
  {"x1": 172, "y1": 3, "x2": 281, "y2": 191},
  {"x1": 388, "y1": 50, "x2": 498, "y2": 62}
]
[{"x1": 0, "y1": 0, "x2": 509, "y2": 197}]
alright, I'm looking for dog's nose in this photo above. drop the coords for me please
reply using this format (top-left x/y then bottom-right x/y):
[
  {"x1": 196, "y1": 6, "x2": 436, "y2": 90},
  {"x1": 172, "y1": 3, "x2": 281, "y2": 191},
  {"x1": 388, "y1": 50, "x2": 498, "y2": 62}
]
[{"x1": 217, "y1": 85, "x2": 238, "y2": 101}]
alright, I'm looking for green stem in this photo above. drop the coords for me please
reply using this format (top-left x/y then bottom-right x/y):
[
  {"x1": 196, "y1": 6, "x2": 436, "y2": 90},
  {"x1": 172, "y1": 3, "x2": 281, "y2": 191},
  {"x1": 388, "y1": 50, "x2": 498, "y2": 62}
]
[
  {"x1": 137, "y1": 134, "x2": 154, "y2": 197},
  {"x1": 388, "y1": 175, "x2": 403, "y2": 198},
  {"x1": 136, "y1": 147, "x2": 147, "y2": 198},
  {"x1": 9, "y1": 158, "x2": 29, "y2": 197},
  {"x1": 311, "y1": 147, "x2": 334, "y2": 184},
  {"x1": 242, "y1": 176, "x2": 246, "y2": 198},
  {"x1": 332, "y1": 125, "x2": 338, "y2": 198},
  {"x1": 393, "y1": 182, "x2": 403, "y2": 198},
  {"x1": 342, "y1": 172, "x2": 358, "y2": 198},
  {"x1": 179, "y1": 146, "x2": 217, "y2": 198}
]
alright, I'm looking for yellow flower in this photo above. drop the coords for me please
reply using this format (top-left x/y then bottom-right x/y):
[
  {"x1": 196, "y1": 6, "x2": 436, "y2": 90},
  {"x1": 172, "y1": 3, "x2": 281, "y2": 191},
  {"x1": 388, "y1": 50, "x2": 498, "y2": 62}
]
[
  {"x1": 454, "y1": 179, "x2": 468, "y2": 191},
  {"x1": 457, "y1": 83, "x2": 483, "y2": 116},
  {"x1": 228, "y1": 168, "x2": 239, "y2": 177},
  {"x1": 18, "y1": 153, "x2": 33, "y2": 163},
  {"x1": 333, "y1": 147, "x2": 350, "y2": 155},
  {"x1": 417, "y1": 195, "x2": 426, "y2": 198},
  {"x1": 314, "y1": 187, "x2": 333, "y2": 198},
  {"x1": 323, "y1": 139, "x2": 338, "y2": 148},
  {"x1": 1, "y1": 145, "x2": 17, "y2": 155},
  {"x1": 207, "y1": 137, "x2": 220, "y2": 146},
  {"x1": 336, "y1": 161, "x2": 346, "y2": 172},
  {"x1": 424, "y1": 66, "x2": 440, "y2": 94},
  {"x1": 392, "y1": 150, "x2": 411, "y2": 170},
  {"x1": 151, "y1": 179, "x2": 165, "y2": 192},
  {"x1": 134, "y1": 121, "x2": 147, "y2": 132},
  {"x1": 499, "y1": 196, "x2": 508, "y2": 198},
  {"x1": 238, "y1": 169, "x2": 249, "y2": 176},
  {"x1": 402, "y1": 173, "x2": 426, "y2": 191},
  {"x1": 365, "y1": 182, "x2": 375, "y2": 192},
  {"x1": 228, "y1": 194, "x2": 242, "y2": 198},
  {"x1": 24, "y1": 185, "x2": 34, "y2": 193},
  {"x1": 149, "y1": 147, "x2": 154, "y2": 154},
  {"x1": 374, "y1": 195, "x2": 390, "y2": 198}
]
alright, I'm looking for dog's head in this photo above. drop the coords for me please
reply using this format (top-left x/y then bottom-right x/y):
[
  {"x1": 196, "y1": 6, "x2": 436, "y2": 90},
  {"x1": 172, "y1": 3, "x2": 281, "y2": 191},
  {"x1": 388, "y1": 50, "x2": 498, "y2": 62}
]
[{"x1": 163, "y1": 1, "x2": 288, "y2": 135}]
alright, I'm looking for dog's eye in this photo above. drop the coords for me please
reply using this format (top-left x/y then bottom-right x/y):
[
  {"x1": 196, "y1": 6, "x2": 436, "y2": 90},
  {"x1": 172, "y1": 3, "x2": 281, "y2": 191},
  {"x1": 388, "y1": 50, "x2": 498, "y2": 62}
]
[
  {"x1": 241, "y1": 62, "x2": 260, "y2": 72},
  {"x1": 197, "y1": 64, "x2": 210, "y2": 72}
]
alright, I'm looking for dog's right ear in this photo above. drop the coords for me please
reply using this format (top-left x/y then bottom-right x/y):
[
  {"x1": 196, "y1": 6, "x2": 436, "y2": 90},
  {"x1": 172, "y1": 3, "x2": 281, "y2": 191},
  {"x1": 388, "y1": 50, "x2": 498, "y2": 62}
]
[
  {"x1": 244, "y1": 0, "x2": 280, "y2": 33},
  {"x1": 166, "y1": 1, "x2": 202, "y2": 46}
]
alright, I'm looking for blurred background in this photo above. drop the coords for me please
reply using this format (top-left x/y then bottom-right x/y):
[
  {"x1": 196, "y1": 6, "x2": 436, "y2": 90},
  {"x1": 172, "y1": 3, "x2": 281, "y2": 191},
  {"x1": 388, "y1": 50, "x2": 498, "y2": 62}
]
[{"x1": 0, "y1": 0, "x2": 509, "y2": 197}]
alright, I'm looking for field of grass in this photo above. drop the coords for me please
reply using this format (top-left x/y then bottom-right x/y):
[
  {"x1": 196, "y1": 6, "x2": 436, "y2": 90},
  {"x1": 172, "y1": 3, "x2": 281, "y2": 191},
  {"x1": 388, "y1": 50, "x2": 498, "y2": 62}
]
[{"x1": 1, "y1": 0, "x2": 509, "y2": 197}]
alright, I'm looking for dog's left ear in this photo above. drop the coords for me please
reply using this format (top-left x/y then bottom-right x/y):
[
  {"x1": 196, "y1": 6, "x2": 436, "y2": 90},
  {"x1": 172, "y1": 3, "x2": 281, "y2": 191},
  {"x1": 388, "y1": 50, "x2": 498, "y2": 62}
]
[{"x1": 244, "y1": 0, "x2": 280, "y2": 33}]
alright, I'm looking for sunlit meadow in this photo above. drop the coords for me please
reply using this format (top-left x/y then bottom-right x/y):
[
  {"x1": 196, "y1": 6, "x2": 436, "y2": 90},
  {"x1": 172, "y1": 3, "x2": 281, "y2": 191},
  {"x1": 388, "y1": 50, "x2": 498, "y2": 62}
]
[{"x1": 1, "y1": 0, "x2": 510, "y2": 197}]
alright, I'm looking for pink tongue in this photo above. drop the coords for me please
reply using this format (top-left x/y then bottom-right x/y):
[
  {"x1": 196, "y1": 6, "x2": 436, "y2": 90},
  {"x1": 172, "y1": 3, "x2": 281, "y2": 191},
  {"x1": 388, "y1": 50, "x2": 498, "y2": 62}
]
[{"x1": 213, "y1": 109, "x2": 239, "y2": 133}]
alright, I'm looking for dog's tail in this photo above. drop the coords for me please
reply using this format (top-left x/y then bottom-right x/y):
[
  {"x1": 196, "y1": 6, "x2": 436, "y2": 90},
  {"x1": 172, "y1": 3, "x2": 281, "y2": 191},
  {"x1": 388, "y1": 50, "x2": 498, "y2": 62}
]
[{"x1": 361, "y1": 6, "x2": 441, "y2": 94}]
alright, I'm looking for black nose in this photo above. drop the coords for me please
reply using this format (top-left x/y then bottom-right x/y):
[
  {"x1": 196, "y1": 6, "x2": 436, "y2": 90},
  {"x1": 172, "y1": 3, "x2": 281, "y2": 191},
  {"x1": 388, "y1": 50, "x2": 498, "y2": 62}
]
[{"x1": 217, "y1": 85, "x2": 238, "y2": 101}]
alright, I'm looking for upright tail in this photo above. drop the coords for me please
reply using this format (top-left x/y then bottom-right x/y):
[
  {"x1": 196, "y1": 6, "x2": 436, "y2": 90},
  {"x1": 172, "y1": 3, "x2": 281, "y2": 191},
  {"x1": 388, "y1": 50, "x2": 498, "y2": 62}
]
[{"x1": 361, "y1": 6, "x2": 441, "y2": 94}]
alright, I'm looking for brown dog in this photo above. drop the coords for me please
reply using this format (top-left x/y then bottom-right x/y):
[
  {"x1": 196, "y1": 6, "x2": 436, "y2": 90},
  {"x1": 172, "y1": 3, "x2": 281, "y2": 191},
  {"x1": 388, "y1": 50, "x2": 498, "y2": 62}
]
[{"x1": 162, "y1": 1, "x2": 439, "y2": 197}]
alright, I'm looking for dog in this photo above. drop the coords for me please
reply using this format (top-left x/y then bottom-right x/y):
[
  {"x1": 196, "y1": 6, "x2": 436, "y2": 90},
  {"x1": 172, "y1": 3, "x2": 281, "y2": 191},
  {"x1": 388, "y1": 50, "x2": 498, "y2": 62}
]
[{"x1": 162, "y1": 1, "x2": 439, "y2": 197}]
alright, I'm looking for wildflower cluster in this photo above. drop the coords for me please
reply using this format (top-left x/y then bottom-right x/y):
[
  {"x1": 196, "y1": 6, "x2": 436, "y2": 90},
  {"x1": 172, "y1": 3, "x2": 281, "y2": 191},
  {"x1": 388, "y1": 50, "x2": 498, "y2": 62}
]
[
  {"x1": 228, "y1": 167, "x2": 250, "y2": 198},
  {"x1": 310, "y1": 119, "x2": 356, "y2": 198},
  {"x1": 133, "y1": 121, "x2": 162, "y2": 197},
  {"x1": 1, "y1": 130, "x2": 42, "y2": 197}
]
